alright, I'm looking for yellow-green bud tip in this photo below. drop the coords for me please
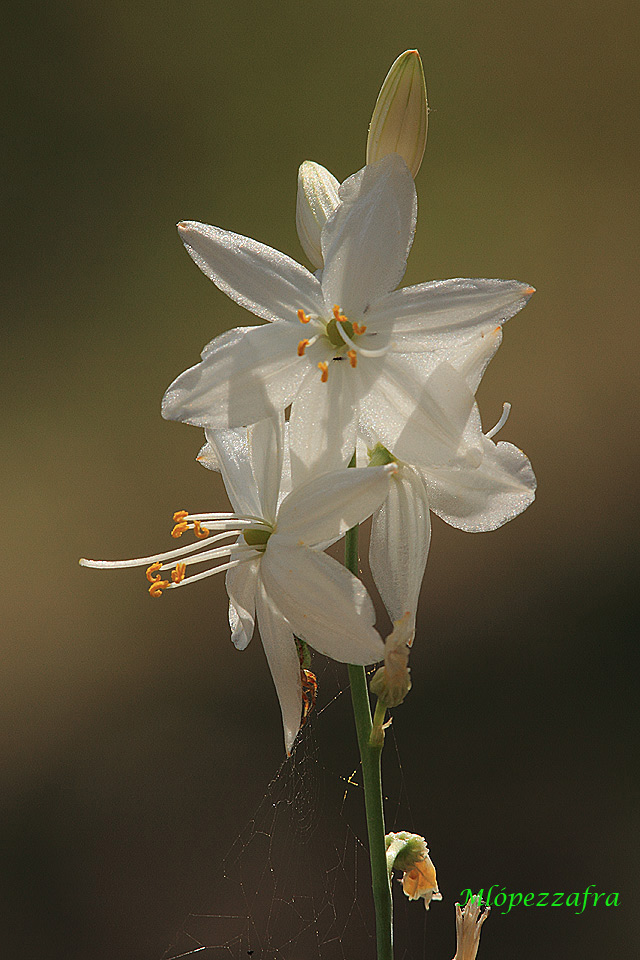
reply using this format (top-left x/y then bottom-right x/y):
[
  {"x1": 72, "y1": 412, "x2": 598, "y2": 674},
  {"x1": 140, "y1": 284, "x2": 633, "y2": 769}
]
[{"x1": 366, "y1": 50, "x2": 428, "y2": 179}]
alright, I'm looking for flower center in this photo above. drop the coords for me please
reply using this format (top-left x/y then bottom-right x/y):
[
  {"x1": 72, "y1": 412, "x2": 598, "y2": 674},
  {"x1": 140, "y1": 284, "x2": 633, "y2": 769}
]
[
  {"x1": 296, "y1": 304, "x2": 372, "y2": 381},
  {"x1": 242, "y1": 527, "x2": 272, "y2": 548}
]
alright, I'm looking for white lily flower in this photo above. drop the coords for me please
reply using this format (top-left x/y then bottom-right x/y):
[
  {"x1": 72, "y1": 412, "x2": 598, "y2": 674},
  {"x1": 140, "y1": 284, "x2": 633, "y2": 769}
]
[
  {"x1": 365, "y1": 396, "x2": 536, "y2": 624},
  {"x1": 81, "y1": 417, "x2": 395, "y2": 754},
  {"x1": 162, "y1": 155, "x2": 534, "y2": 486}
]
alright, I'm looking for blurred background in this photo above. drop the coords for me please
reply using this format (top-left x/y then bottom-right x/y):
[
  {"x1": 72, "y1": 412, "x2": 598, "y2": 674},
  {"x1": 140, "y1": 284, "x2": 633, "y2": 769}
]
[{"x1": 2, "y1": 1, "x2": 638, "y2": 957}]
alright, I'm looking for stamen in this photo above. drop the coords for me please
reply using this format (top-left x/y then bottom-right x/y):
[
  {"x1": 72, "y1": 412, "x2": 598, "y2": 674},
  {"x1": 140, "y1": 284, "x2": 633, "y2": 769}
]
[
  {"x1": 335, "y1": 319, "x2": 390, "y2": 358},
  {"x1": 332, "y1": 304, "x2": 348, "y2": 323},
  {"x1": 298, "y1": 338, "x2": 310, "y2": 356},
  {"x1": 318, "y1": 361, "x2": 329, "y2": 383},
  {"x1": 193, "y1": 520, "x2": 209, "y2": 539},
  {"x1": 149, "y1": 578, "x2": 170, "y2": 598},
  {"x1": 297, "y1": 309, "x2": 311, "y2": 324},
  {"x1": 166, "y1": 556, "x2": 259, "y2": 588},
  {"x1": 171, "y1": 521, "x2": 189, "y2": 538},
  {"x1": 352, "y1": 322, "x2": 367, "y2": 335},
  {"x1": 80, "y1": 527, "x2": 255, "y2": 570},
  {"x1": 146, "y1": 562, "x2": 163, "y2": 583},
  {"x1": 171, "y1": 562, "x2": 186, "y2": 583},
  {"x1": 172, "y1": 510, "x2": 189, "y2": 523},
  {"x1": 347, "y1": 350, "x2": 358, "y2": 368},
  {"x1": 485, "y1": 402, "x2": 512, "y2": 439}
]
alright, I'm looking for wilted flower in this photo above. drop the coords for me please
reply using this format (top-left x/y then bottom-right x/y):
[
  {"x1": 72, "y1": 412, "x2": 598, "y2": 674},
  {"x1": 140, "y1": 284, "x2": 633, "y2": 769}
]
[
  {"x1": 370, "y1": 612, "x2": 414, "y2": 708},
  {"x1": 454, "y1": 895, "x2": 490, "y2": 960},
  {"x1": 385, "y1": 831, "x2": 442, "y2": 910}
]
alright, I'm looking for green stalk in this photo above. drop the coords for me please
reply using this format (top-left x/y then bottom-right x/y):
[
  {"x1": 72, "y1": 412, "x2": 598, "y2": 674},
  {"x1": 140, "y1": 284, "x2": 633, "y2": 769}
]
[{"x1": 345, "y1": 505, "x2": 393, "y2": 960}]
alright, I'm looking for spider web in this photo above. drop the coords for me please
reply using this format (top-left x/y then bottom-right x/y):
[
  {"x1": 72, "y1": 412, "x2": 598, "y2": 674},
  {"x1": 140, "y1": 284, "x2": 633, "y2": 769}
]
[{"x1": 161, "y1": 660, "x2": 430, "y2": 960}]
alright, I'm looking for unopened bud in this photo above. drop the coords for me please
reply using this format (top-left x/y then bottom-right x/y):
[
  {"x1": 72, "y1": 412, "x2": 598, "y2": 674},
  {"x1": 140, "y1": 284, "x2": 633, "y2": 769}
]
[
  {"x1": 370, "y1": 612, "x2": 414, "y2": 707},
  {"x1": 366, "y1": 50, "x2": 428, "y2": 179},
  {"x1": 295, "y1": 161, "x2": 340, "y2": 269}
]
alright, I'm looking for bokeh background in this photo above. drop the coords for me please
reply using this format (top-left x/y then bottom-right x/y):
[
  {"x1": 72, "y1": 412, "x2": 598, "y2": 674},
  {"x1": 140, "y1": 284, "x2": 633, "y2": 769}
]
[{"x1": 2, "y1": 1, "x2": 638, "y2": 957}]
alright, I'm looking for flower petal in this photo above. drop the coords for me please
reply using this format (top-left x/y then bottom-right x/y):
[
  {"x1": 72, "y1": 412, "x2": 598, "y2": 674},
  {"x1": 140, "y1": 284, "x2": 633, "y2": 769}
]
[
  {"x1": 260, "y1": 541, "x2": 385, "y2": 665},
  {"x1": 226, "y1": 556, "x2": 260, "y2": 650},
  {"x1": 248, "y1": 414, "x2": 284, "y2": 524},
  {"x1": 369, "y1": 464, "x2": 431, "y2": 623},
  {"x1": 422, "y1": 435, "x2": 536, "y2": 532},
  {"x1": 178, "y1": 221, "x2": 324, "y2": 323},
  {"x1": 288, "y1": 359, "x2": 357, "y2": 488},
  {"x1": 359, "y1": 359, "x2": 475, "y2": 468},
  {"x1": 321, "y1": 155, "x2": 417, "y2": 318},
  {"x1": 276, "y1": 464, "x2": 395, "y2": 546},
  {"x1": 368, "y1": 279, "x2": 535, "y2": 349},
  {"x1": 162, "y1": 322, "x2": 308, "y2": 429},
  {"x1": 255, "y1": 577, "x2": 303, "y2": 755},
  {"x1": 296, "y1": 161, "x2": 340, "y2": 270},
  {"x1": 201, "y1": 425, "x2": 260, "y2": 517}
]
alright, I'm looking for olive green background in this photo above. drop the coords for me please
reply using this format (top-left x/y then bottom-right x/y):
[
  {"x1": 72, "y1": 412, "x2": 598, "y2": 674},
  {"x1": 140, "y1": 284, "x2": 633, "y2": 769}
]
[{"x1": 2, "y1": 1, "x2": 638, "y2": 958}]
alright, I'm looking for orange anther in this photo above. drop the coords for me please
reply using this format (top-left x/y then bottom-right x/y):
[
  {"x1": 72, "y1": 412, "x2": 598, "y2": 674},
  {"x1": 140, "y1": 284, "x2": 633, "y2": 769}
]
[
  {"x1": 171, "y1": 562, "x2": 186, "y2": 584},
  {"x1": 347, "y1": 350, "x2": 358, "y2": 368},
  {"x1": 193, "y1": 520, "x2": 209, "y2": 539},
  {"x1": 318, "y1": 361, "x2": 329, "y2": 383},
  {"x1": 172, "y1": 510, "x2": 189, "y2": 523},
  {"x1": 352, "y1": 322, "x2": 367, "y2": 335},
  {"x1": 171, "y1": 522, "x2": 188, "y2": 538},
  {"x1": 332, "y1": 304, "x2": 348, "y2": 322},
  {"x1": 146, "y1": 562, "x2": 163, "y2": 583},
  {"x1": 297, "y1": 309, "x2": 310, "y2": 324},
  {"x1": 148, "y1": 579, "x2": 170, "y2": 597},
  {"x1": 297, "y1": 338, "x2": 310, "y2": 357}
]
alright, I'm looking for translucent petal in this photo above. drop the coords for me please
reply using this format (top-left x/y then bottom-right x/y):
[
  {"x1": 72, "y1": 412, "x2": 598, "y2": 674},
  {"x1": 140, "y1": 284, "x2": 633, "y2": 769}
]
[
  {"x1": 201, "y1": 425, "x2": 260, "y2": 517},
  {"x1": 178, "y1": 221, "x2": 324, "y2": 323},
  {"x1": 321, "y1": 156, "x2": 417, "y2": 319},
  {"x1": 288, "y1": 360, "x2": 357, "y2": 488},
  {"x1": 162, "y1": 322, "x2": 308, "y2": 429},
  {"x1": 369, "y1": 465, "x2": 431, "y2": 623},
  {"x1": 296, "y1": 161, "x2": 340, "y2": 270},
  {"x1": 260, "y1": 542, "x2": 385, "y2": 665},
  {"x1": 275, "y1": 463, "x2": 395, "y2": 546},
  {"x1": 368, "y1": 278, "x2": 535, "y2": 349},
  {"x1": 248, "y1": 414, "x2": 284, "y2": 524},
  {"x1": 255, "y1": 577, "x2": 303, "y2": 755},
  {"x1": 226, "y1": 555, "x2": 260, "y2": 650},
  {"x1": 422, "y1": 436, "x2": 536, "y2": 532}
]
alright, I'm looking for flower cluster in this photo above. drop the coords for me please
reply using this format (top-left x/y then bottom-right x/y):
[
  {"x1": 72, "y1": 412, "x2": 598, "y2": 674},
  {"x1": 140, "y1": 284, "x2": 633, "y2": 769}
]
[{"x1": 81, "y1": 51, "x2": 535, "y2": 756}]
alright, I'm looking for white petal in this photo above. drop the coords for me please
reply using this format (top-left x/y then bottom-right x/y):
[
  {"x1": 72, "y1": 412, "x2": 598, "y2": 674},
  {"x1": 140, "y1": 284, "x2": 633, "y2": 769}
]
[
  {"x1": 320, "y1": 156, "x2": 417, "y2": 318},
  {"x1": 255, "y1": 577, "x2": 302, "y2": 755},
  {"x1": 288, "y1": 359, "x2": 357, "y2": 488},
  {"x1": 162, "y1": 322, "x2": 308, "y2": 429},
  {"x1": 296, "y1": 161, "x2": 340, "y2": 270},
  {"x1": 369, "y1": 465, "x2": 431, "y2": 623},
  {"x1": 422, "y1": 436, "x2": 536, "y2": 531},
  {"x1": 260, "y1": 541, "x2": 385, "y2": 665},
  {"x1": 359, "y1": 359, "x2": 475, "y2": 468},
  {"x1": 368, "y1": 279, "x2": 535, "y2": 349},
  {"x1": 200, "y1": 425, "x2": 261, "y2": 516},
  {"x1": 276, "y1": 463, "x2": 395, "y2": 546},
  {"x1": 226, "y1": 556, "x2": 260, "y2": 650},
  {"x1": 178, "y1": 221, "x2": 324, "y2": 323},
  {"x1": 248, "y1": 414, "x2": 284, "y2": 524}
]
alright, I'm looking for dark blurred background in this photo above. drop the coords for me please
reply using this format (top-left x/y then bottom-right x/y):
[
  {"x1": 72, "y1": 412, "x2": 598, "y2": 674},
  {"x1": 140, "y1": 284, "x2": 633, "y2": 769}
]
[{"x1": 2, "y1": 1, "x2": 638, "y2": 957}]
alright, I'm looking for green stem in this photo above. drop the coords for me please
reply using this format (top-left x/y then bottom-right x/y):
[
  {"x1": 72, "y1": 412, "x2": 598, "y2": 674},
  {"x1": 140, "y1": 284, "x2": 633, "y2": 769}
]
[{"x1": 345, "y1": 518, "x2": 393, "y2": 960}]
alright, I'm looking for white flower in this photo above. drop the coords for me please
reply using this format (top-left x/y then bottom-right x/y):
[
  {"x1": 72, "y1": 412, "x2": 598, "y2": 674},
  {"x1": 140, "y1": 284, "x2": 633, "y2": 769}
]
[
  {"x1": 162, "y1": 155, "x2": 534, "y2": 488},
  {"x1": 80, "y1": 416, "x2": 395, "y2": 754},
  {"x1": 366, "y1": 388, "x2": 536, "y2": 625}
]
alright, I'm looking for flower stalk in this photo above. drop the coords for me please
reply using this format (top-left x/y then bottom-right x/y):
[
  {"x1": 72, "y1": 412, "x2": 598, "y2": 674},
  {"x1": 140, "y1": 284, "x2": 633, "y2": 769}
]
[{"x1": 345, "y1": 463, "x2": 393, "y2": 959}]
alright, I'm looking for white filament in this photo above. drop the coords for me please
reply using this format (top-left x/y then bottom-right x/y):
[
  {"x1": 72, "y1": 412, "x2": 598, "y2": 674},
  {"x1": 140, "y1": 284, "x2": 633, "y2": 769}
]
[{"x1": 485, "y1": 402, "x2": 511, "y2": 439}]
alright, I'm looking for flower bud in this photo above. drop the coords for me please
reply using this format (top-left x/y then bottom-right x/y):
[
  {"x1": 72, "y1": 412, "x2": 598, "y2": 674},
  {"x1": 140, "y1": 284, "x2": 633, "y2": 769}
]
[
  {"x1": 366, "y1": 50, "x2": 428, "y2": 179},
  {"x1": 369, "y1": 612, "x2": 414, "y2": 707},
  {"x1": 385, "y1": 831, "x2": 442, "y2": 910},
  {"x1": 295, "y1": 161, "x2": 340, "y2": 269}
]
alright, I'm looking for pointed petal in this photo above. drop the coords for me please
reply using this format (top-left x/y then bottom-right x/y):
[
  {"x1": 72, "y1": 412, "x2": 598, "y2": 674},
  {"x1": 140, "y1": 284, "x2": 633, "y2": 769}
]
[
  {"x1": 276, "y1": 463, "x2": 395, "y2": 545},
  {"x1": 202, "y1": 426, "x2": 261, "y2": 517},
  {"x1": 248, "y1": 414, "x2": 284, "y2": 524},
  {"x1": 162, "y1": 322, "x2": 309, "y2": 429},
  {"x1": 423, "y1": 435, "x2": 536, "y2": 531},
  {"x1": 178, "y1": 221, "x2": 324, "y2": 323},
  {"x1": 255, "y1": 578, "x2": 302, "y2": 755},
  {"x1": 369, "y1": 465, "x2": 431, "y2": 623},
  {"x1": 321, "y1": 155, "x2": 417, "y2": 318},
  {"x1": 368, "y1": 279, "x2": 535, "y2": 349},
  {"x1": 260, "y1": 541, "x2": 385, "y2": 665},
  {"x1": 296, "y1": 161, "x2": 340, "y2": 270},
  {"x1": 359, "y1": 359, "x2": 475, "y2": 467},
  {"x1": 226, "y1": 556, "x2": 260, "y2": 650},
  {"x1": 288, "y1": 359, "x2": 357, "y2": 488}
]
